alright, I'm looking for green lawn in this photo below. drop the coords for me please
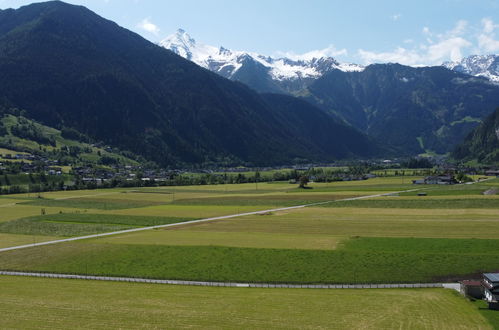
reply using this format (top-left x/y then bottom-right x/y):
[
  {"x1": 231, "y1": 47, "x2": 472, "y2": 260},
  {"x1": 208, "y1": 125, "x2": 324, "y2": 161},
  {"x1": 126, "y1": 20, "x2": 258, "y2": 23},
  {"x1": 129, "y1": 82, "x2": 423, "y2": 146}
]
[
  {"x1": 473, "y1": 300, "x2": 499, "y2": 329},
  {"x1": 0, "y1": 276, "x2": 491, "y2": 329}
]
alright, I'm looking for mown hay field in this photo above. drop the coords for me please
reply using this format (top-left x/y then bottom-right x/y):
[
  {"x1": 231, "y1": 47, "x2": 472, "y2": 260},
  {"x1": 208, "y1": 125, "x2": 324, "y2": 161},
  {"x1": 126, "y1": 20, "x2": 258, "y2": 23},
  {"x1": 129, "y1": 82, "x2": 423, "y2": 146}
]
[{"x1": 0, "y1": 276, "x2": 491, "y2": 329}]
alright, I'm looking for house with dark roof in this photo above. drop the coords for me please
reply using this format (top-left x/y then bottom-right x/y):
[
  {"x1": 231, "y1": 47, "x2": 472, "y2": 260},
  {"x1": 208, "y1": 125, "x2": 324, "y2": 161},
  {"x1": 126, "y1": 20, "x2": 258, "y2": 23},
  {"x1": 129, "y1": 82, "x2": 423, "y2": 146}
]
[
  {"x1": 483, "y1": 273, "x2": 499, "y2": 310},
  {"x1": 412, "y1": 175, "x2": 457, "y2": 185}
]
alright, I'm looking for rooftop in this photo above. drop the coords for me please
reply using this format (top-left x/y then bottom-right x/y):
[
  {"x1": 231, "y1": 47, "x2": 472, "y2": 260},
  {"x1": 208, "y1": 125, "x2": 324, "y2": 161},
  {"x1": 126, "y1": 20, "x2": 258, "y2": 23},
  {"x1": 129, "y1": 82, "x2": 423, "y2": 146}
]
[{"x1": 484, "y1": 273, "x2": 499, "y2": 282}]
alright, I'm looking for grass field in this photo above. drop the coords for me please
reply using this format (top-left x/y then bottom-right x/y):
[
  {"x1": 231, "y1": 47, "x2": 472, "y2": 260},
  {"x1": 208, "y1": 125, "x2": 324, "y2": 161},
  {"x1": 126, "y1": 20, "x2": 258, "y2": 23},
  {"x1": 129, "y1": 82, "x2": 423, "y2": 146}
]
[
  {"x1": 0, "y1": 213, "x2": 196, "y2": 236},
  {"x1": 0, "y1": 276, "x2": 491, "y2": 329},
  {"x1": 2, "y1": 177, "x2": 499, "y2": 328},
  {"x1": 0, "y1": 233, "x2": 61, "y2": 248},
  {"x1": 2, "y1": 237, "x2": 499, "y2": 283},
  {"x1": 473, "y1": 300, "x2": 499, "y2": 329},
  {"x1": 2, "y1": 177, "x2": 499, "y2": 285}
]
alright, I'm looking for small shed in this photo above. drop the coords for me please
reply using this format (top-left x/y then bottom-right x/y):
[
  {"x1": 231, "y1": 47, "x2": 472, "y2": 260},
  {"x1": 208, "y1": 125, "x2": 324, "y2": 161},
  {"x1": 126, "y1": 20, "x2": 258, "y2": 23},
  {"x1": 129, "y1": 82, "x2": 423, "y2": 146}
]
[{"x1": 460, "y1": 280, "x2": 483, "y2": 299}]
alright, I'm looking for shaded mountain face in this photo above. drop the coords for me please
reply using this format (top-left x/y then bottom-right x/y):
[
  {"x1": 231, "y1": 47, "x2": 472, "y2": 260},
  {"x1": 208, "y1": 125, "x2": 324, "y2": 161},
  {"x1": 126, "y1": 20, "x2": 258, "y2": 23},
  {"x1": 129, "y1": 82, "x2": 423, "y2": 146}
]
[
  {"x1": 453, "y1": 108, "x2": 499, "y2": 163},
  {"x1": 160, "y1": 29, "x2": 363, "y2": 94},
  {"x1": 304, "y1": 64, "x2": 499, "y2": 154},
  {"x1": 0, "y1": 1, "x2": 377, "y2": 166},
  {"x1": 444, "y1": 55, "x2": 499, "y2": 82}
]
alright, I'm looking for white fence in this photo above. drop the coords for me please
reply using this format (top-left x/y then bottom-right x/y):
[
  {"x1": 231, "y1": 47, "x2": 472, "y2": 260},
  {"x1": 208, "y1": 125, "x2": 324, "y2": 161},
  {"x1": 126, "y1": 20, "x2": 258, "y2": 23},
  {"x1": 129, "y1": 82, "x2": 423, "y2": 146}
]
[{"x1": 0, "y1": 271, "x2": 445, "y2": 289}]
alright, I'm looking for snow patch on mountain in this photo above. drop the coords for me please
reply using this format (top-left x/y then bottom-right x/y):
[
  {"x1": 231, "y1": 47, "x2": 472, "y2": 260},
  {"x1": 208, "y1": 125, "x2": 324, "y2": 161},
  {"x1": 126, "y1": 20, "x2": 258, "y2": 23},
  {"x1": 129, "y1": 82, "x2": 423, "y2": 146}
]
[
  {"x1": 160, "y1": 29, "x2": 364, "y2": 82},
  {"x1": 444, "y1": 54, "x2": 499, "y2": 82}
]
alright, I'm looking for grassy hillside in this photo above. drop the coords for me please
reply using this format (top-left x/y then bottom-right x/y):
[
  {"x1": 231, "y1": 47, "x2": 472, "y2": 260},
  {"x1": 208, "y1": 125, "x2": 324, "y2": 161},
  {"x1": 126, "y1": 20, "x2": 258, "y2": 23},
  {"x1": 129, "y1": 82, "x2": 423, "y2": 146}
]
[{"x1": 0, "y1": 113, "x2": 139, "y2": 166}]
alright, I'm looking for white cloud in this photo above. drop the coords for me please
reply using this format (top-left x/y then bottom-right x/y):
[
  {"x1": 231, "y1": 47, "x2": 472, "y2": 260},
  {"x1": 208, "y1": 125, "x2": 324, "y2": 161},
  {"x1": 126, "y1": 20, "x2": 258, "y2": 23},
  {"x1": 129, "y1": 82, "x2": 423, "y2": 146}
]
[
  {"x1": 276, "y1": 45, "x2": 347, "y2": 61},
  {"x1": 478, "y1": 18, "x2": 499, "y2": 53},
  {"x1": 449, "y1": 20, "x2": 467, "y2": 36},
  {"x1": 427, "y1": 37, "x2": 471, "y2": 62},
  {"x1": 391, "y1": 14, "x2": 401, "y2": 21},
  {"x1": 358, "y1": 47, "x2": 424, "y2": 66},
  {"x1": 137, "y1": 18, "x2": 160, "y2": 35},
  {"x1": 482, "y1": 18, "x2": 498, "y2": 34},
  {"x1": 358, "y1": 20, "x2": 472, "y2": 66},
  {"x1": 478, "y1": 34, "x2": 499, "y2": 52}
]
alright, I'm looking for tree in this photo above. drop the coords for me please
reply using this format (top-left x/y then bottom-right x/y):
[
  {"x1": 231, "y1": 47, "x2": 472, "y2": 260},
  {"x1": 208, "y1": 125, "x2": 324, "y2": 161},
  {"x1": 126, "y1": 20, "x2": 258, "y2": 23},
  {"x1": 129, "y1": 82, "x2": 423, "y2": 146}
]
[{"x1": 298, "y1": 175, "x2": 309, "y2": 189}]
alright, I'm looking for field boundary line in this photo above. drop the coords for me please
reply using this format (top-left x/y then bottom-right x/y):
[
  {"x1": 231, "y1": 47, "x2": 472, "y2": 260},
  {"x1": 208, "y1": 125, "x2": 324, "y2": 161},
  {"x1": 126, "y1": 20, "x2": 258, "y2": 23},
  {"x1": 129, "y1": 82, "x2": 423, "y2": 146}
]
[
  {"x1": 0, "y1": 270, "x2": 455, "y2": 289},
  {"x1": 0, "y1": 189, "x2": 420, "y2": 253}
]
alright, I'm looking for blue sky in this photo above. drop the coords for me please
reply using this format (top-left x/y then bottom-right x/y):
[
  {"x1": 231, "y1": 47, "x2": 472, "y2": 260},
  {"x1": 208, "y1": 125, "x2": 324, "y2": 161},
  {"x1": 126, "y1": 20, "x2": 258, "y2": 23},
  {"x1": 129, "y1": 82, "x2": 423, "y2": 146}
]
[{"x1": 1, "y1": 0, "x2": 499, "y2": 65}]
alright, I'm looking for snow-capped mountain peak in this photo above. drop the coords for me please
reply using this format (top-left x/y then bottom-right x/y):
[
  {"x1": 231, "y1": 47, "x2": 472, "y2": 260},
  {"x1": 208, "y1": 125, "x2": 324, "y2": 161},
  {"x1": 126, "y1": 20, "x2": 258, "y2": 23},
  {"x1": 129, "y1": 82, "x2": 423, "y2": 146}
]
[
  {"x1": 159, "y1": 29, "x2": 364, "y2": 92},
  {"x1": 443, "y1": 54, "x2": 499, "y2": 82}
]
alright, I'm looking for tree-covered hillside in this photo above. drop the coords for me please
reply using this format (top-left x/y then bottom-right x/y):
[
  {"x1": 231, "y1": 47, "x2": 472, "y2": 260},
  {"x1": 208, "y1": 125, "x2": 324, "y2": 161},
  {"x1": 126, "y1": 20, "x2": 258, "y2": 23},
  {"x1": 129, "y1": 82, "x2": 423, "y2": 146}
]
[
  {"x1": 0, "y1": 1, "x2": 378, "y2": 166},
  {"x1": 304, "y1": 64, "x2": 499, "y2": 155},
  {"x1": 453, "y1": 108, "x2": 499, "y2": 163}
]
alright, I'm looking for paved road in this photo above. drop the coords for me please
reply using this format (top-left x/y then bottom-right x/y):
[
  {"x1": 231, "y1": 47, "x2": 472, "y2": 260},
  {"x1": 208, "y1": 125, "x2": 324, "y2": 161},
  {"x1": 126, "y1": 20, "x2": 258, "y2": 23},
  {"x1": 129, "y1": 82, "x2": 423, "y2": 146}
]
[
  {"x1": 0, "y1": 189, "x2": 419, "y2": 253},
  {"x1": 0, "y1": 270, "x2": 456, "y2": 290}
]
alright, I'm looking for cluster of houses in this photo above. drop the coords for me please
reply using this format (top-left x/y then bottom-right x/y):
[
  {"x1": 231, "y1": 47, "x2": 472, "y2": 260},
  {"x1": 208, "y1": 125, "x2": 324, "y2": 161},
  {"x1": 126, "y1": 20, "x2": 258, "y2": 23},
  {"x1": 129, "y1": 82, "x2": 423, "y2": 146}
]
[
  {"x1": 461, "y1": 273, "x2": 499, "y2": 310},
  {"x1": 72, "y1": 164, "x2": 179, "y2": 184},
  {"x1": 0, "y1": 151, "x2": 63, "y2": 176},
  {"x1": 0, "y1": 152, "x2": 36, "y2": 161},
  {"x1": 412, "y1": 168, "x2": 499, "y2": 185},
  {"x1": 412, "y1": 175, "x2": 457, "y2": 185}
]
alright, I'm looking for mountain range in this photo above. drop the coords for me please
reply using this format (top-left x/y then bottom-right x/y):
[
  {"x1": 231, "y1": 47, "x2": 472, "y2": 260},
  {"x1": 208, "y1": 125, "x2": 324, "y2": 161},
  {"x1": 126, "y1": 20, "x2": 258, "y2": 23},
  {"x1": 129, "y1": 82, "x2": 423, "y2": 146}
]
[
  {"x1": 0, "y1": 1, "x2": 377, "y2": 167},
  {"x1": 444, "y1": 55, "x2": 499, "y2": 82},
  {"x1": 162, "y1": 30, "x2": 499, "y2": 156},
  {"x1": 161, "y1": 29, "x2": 499, "y2": 91},
  {"x1": 1, "y1": 2, "x2": 499, "y2": 167},
  {"x1": 160, "y1": 29, "x2": 363, "y2": 94}
]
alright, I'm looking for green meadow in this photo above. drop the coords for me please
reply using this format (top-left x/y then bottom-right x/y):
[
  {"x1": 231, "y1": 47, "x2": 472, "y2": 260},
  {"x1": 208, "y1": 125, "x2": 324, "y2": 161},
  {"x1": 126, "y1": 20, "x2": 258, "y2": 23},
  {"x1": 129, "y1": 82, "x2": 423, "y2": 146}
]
[
  {"x1": 1, "y1": 177, "x2": 499, "y2": 328},
  {"x1": 0, "y1": 276, "x2": 490, "y2": 329},
  {"x1": 1, "y1": 177, "x2": 499, "y2": 285}
]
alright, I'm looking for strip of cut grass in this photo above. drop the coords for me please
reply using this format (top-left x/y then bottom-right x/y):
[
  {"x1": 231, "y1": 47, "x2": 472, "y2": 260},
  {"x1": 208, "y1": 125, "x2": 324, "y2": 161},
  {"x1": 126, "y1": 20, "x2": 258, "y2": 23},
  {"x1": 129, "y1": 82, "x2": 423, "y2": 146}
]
[
  {"x1": 21, "y1": 197, "x2": 165, "y2": 210},
  {"x1": 0, "y1": 276, "x2": 489, "y2": 329},
  {"x1": 0, "y1": 205, "x2": 82, "y2": 223},
  {"x1": 322, "y1": 198, "x2": 499, "y2": 209},
  {"x1": 173, "y1": 206, "x2": 499, "y2": 239},
  {"x1": 0, "y1": 233, "x2": 61, "y2": 248},
  {"x1": 102, "y1": 204, "x2": 275, "y2": 219},
  {"x1": 98, "y1": 230, "x2": 342, "y2": 250},
  {"x1": 2, "y1": 237, "x2": 499, "y2": 284},
  {"x1": 0, "y1": 214, "x2": 196, "y2": 237}
]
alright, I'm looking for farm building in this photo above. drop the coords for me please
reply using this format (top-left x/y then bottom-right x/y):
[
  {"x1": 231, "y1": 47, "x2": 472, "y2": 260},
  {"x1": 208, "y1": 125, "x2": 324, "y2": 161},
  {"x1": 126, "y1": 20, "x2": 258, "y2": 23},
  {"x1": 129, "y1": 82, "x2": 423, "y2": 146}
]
[
  {"x1": 483, "y1": 273, "x2": 499, "y2": 310},
  {"x1": 460, "y1": 280, "x2": 483, "y2": 299},
  {"x1": 412, "y1": 175, "x2": 456, "y2": 185},
  {"x1": 485, "y1": 170, "x2": 499, "y2": 177}
]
